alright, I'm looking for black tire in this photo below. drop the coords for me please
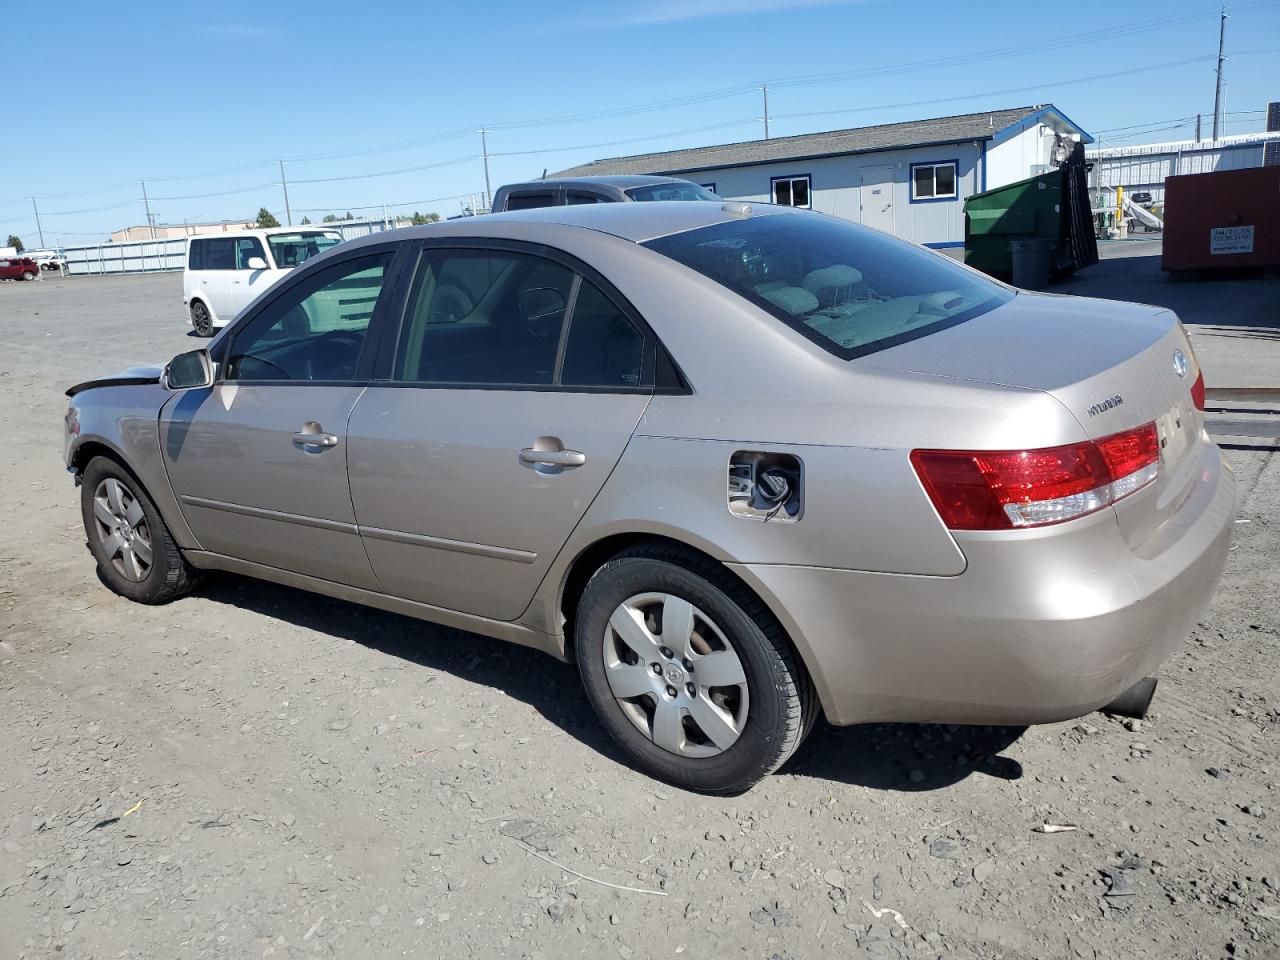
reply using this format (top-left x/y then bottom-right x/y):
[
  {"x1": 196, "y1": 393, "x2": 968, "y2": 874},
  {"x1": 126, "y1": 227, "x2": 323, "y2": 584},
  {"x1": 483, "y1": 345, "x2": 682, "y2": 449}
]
[
  {"x1": 190, "y1": 300, "x2": 214, "y2": 337},
  {"x1": 575, "y1": 544, "x2": 816, "y2": 795},
  {"x1": 21, "y1": 270, "x2": 34, "y2": 281},
  {"x1": 80, "y1": 456, "x2": 200, "y2": 604}
]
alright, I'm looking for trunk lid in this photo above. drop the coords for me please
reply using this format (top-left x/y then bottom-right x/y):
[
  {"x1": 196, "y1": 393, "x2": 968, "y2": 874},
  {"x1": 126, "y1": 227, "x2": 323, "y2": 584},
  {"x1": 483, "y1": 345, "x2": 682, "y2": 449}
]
[{"x1": 863, "y1": 292, "x2": 1206, "y2": 547}]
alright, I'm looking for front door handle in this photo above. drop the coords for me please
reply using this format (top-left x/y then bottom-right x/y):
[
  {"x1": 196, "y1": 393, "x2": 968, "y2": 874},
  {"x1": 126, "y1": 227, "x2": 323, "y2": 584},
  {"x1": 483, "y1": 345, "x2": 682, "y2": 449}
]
[
  {"x1": 293, "y1": 423, "x2": 338, "y2": 448},
  {"x1": 519, "y1": 447, "x2": 585, "y2": 467}
]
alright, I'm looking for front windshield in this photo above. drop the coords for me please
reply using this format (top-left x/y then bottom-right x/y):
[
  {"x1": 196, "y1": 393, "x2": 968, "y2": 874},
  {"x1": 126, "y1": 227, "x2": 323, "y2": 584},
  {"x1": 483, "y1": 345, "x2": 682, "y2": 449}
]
[
  {"x1": 267, "y1": 231, "x2": 343, "y2": 269},
  {"x1": 643, "y1": 212, "x2": 1011, "y2": 360},
  {"x1": 624, "y1": 182, "x2": 720, "y2": 202}
]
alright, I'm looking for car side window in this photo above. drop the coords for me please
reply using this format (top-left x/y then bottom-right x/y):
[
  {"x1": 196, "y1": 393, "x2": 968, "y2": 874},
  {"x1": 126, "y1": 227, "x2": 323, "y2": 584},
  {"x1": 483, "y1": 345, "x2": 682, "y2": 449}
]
[
  {"x1": 204, "y1": 238, "x2": 236, "y2": 270},
  {"x1": 560, "y1": 280, "x2": 645, "y2": 389},
  {"x1": 235, "y1": 237, "x2": 267, "y2": 269},
  {"x1": 188, "y1": 240, "x2": 205, "y2": 270},
  {"x1": 225, "y1": 252, "x2": 392, "y2": 383},
  {"x1": 395, "y1": 250, "x2": 575, "y2": 386},
  {"x1": 505, "y1": 192, "x2": 556, "y2": 211},
  {"x1": 565, "y1": 191, "x2": 608, "y2": 205}
]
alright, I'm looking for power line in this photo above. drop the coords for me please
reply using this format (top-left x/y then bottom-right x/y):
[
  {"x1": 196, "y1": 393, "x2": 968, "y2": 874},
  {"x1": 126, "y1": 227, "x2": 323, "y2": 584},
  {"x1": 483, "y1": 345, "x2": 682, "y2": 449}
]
[{"x1": 771, "y1": 55, "x2": 1229, "y2": 124}]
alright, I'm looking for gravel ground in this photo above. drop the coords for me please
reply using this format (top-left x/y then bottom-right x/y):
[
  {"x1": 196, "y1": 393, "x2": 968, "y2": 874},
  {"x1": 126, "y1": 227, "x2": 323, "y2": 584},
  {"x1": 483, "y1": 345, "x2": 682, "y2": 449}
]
[{"x1": 1, "y1": 271, "x2": 1277, "y2": 960}]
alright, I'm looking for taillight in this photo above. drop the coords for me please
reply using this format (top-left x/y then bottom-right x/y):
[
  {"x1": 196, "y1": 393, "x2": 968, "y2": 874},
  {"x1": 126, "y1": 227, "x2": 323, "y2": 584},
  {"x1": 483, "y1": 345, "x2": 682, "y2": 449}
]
[
  {"x1": 911, "y1": 423, "x2": 1160, "y2": 530},
  {"x1": 1191, "y1": 369, "x2": 1205, "y2": 411}
]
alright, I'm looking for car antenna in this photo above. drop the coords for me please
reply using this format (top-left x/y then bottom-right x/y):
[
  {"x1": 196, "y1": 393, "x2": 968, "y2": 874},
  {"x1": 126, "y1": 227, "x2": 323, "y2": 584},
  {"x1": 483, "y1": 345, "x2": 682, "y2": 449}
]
[{"x1": 541, "y1": 168, "x2": 547, "y2": 180}]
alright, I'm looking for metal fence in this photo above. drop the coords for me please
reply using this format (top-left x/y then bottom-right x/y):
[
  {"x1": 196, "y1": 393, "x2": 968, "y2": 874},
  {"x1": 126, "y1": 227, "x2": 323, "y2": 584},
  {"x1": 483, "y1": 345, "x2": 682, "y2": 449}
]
[{"x1": 62, "y1": 218, "x2": 404, "y2": 276}]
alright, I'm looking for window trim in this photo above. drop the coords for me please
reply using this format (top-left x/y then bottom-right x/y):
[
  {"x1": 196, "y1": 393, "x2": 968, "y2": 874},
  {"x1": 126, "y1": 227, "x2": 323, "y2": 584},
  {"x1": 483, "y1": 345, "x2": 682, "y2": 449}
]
[
  {"x1": 214, "y1": 243, "x2": 411, "y2": 387},
  {"x1": 377, "y1": 237, "x2": 689, "y2": 396},
  {"x1": 769, "y1": 174, "x2": 812, "y2": 209},
  {"x1": 909, "y1": 159, "x2": 960, "y2": 204}
]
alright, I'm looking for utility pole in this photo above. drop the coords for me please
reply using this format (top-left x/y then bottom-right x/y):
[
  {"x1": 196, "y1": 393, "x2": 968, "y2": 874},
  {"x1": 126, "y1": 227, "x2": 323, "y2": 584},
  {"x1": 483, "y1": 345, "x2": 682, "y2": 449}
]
[
  {"x1": 140, "y1": 180, "x2": 155, "y2": 239},
  {"x1": 1212, "y1": 6, "x2": 1228, "y2": 141},
  {"x1": 761, "y1": 83, "x2": 771, "y2": 139},
  {"x1": 1195, "y1": 113, "x2": 1202, "y2": 141},
  {"x1": 279, "y1": 159, "x2": 293, "y2": 226},
  {"x1": 31, "y1": 198, "x2": 45, "y2": 247},
  {"x1": 479, "y1": 128, "x2": 492, "y2": 212}
]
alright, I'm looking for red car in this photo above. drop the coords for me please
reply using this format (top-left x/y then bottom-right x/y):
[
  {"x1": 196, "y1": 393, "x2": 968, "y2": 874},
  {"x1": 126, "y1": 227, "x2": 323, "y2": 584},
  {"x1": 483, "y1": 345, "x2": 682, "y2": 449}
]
[{"x1": 0, "y1": 256, "x2": 40, "y2": 281}]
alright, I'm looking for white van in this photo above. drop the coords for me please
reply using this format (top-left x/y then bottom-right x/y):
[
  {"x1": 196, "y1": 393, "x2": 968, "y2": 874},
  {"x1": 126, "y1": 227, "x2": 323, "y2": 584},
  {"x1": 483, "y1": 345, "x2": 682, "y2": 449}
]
[{"x1": 183, "y1": 228, "x2": 343, "y2": 336}]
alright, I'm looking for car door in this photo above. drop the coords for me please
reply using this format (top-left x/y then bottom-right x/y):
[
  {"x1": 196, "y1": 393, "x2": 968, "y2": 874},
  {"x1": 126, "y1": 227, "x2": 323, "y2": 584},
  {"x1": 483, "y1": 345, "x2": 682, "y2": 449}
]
[
  {"x1": 230, "y1": 235, "x2": 274, "y2": 313},
  {"x1": 346, "y1": 242, "x2": 654, "y2": 620},
  {"x1": 160, "y1": 246, "x2": 405, "y2": 590},
  {"x1": 195, "y1": 237, "x2": 237, "y2": 321}
]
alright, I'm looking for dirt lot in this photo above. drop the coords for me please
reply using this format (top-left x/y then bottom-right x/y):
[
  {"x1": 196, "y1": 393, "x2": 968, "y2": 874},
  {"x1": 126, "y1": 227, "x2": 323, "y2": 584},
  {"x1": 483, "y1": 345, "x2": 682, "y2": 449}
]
[{"x1": 1, "y1": 270, "x2": 1277, "y2": 960}]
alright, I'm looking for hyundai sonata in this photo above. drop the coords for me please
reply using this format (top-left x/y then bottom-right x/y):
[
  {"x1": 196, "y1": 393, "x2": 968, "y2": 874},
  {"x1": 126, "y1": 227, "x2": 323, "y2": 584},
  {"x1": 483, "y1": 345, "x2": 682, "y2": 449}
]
[{"x1": 64, "y1": 202, "x2": 1235, "y2": 794}]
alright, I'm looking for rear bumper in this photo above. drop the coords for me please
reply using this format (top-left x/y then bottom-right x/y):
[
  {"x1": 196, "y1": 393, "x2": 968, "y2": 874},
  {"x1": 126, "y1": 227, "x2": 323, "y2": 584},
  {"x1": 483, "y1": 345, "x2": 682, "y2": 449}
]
[{"x1": 733, "y1": 444, "x2": 1236, "y2": 726}]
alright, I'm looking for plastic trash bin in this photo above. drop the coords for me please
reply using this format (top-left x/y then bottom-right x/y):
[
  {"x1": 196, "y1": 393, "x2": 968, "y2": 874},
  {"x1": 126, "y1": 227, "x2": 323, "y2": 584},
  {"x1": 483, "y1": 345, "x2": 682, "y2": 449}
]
[{"x1": 1011, "y1": 238, "x2": 1053, "y2": 289}]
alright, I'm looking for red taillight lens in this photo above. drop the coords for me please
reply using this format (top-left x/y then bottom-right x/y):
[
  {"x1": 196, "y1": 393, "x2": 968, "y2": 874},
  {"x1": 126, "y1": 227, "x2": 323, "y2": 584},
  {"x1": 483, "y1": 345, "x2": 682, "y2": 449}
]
[
  {"x1": 912, "y1": 423, "x2": 1159, "y2": 530},
  {"x1": 1191, "y1": 369, "x2": 1205, "y2": 411}
]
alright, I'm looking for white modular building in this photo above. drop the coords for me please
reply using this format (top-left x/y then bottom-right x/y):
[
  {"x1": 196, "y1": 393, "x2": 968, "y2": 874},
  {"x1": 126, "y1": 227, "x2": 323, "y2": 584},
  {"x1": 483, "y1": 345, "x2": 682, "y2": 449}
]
[{"x1": 553, "y1": 104, "x2": 1091, "y2": 251}]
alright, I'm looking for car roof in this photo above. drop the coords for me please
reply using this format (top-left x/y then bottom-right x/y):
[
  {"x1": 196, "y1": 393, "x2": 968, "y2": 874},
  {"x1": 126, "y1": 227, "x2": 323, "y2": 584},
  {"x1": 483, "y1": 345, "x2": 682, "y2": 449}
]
[
  {"x1": 503, "y1": 174, "x2": 697, "y2": 191},
  {"x1": 187, "y1": 227, "x2": 340, "y2": 241},
  {"x1": 344, "y1": 200, "x2": 794, "y2": 247}
]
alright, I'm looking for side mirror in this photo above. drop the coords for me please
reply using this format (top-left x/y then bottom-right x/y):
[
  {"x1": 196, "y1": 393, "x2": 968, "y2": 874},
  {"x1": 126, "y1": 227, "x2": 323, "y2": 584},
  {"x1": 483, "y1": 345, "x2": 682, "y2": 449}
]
[
  {"x1": 246, "y1": 256, "x2": 268, "y2": 271},
  {"x1": 519, "y1": 286, "x2": 567, "y2": 323},
  {"x1": 162, "y1": 349, "x2": 213, "y2": 390}
]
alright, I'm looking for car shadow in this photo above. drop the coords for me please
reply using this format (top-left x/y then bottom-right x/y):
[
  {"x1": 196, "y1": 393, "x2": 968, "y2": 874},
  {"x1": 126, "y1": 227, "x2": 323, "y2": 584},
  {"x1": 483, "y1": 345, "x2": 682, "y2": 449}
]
[
  {"x1": 780, "y1": 721, "x2": 1026, "y2": 790},
  {"x1": 189, "y1": 572, "x2": 1027, "y2": 794}
]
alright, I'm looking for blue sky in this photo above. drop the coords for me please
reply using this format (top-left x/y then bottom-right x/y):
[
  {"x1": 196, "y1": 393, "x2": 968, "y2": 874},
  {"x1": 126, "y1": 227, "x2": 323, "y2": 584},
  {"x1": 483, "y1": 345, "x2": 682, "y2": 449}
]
[{"x1": 3, "y1": 0, "x2": 1277, "y2": 246}]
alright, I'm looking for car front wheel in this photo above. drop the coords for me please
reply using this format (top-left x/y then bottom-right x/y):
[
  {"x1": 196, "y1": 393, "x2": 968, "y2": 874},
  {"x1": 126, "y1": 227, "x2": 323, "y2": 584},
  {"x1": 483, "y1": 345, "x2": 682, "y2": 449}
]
[
  {"x1": 80, "y1": 457, "x2": 199, "y2": 604},
  {"x1": 21, "y1": 270, "x2": 34, "y2": 281},
  {"x1": 575, "y1": 545, "x2": 816, "y2": 794}
]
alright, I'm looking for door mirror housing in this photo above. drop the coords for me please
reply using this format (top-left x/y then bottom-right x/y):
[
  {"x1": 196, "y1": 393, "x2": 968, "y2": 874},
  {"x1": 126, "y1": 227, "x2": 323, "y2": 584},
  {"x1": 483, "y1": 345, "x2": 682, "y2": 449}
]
[
  {"x1": 246, "y1": 256, "x2": 268, "y2": 271},
  {"x1": 162, "y1": 349, "x2": 213, "y2": 390}
]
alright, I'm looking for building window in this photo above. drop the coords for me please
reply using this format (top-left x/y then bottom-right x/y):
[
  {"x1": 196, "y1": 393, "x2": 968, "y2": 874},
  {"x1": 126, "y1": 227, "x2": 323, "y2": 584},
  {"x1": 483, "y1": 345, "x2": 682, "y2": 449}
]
[
  {"x1": 911, "y1": 161, "x2": 958, "y2": 202},
  {"x1": 771, "y1": 175, "x2": 811, "y2": 208}
]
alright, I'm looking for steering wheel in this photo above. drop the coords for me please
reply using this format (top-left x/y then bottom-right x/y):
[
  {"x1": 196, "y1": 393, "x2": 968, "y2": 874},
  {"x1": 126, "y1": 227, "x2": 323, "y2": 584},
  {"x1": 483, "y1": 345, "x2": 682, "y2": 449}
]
[
  {"x1": 306, "y1": 330, "x2": 364, "y2": 381},
  {"x1": 231, "y1": 354, "x2": 291, "y2": 380}
]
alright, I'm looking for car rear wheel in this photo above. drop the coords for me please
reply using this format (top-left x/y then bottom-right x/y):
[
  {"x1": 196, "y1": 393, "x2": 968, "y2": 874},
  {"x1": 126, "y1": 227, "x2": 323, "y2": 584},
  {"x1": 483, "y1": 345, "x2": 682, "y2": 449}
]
[
  {"x1": 80, "y1": 457, "x2": 200, "y2": 604},
  {"x1": 190, "y1": 300, "x2": 214, "y2": 337},
  {"x1": 575, "y1": 544, "x2": 815, "y2": 794}
]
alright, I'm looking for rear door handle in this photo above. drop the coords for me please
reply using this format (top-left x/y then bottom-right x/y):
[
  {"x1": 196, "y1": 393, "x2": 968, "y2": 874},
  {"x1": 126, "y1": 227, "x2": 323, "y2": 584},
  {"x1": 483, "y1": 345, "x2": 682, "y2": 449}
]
[
  {"x1": 293, "y1": 424, "x2": 338, "y2": 448},
  {"x1": 519, "y1": 448, "x2": 585, "y2": 467}
]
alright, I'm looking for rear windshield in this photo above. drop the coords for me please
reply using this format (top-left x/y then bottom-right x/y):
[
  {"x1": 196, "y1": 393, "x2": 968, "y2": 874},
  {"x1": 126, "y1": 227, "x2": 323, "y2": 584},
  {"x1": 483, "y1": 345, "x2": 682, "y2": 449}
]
[
  {"x1": 267, "y1": 231, "x2": 343, "y2": 269},
  {"x1": 643, "y1": 213, "x2": 1011, "y2": 360},
  {"x1": 624, "y1": 183, "x2": 719, "y2": 202}
]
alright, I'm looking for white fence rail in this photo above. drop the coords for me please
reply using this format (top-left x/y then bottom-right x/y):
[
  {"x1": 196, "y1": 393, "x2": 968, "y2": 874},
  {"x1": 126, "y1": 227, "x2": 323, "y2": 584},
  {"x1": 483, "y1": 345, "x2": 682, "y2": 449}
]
[{"x1": 62, "y1": 219, "x2": 404, "y2": 276}]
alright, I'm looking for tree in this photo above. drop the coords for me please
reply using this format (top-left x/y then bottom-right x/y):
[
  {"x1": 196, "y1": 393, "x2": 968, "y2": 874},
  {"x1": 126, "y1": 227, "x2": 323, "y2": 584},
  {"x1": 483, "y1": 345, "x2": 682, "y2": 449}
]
[
  {"x1": 6, "y1": 235, "x2": 23, "y2": 253},
  {"x1": 343, "y1": 211, "x2": 354, "y2": 221},
  {"x1": 255, "y1": 207, "x2": 281, "y2": 228},
  {"x1": 322, "y1": 214, "x2": 338, "y2": 223},
  {"x1": 300, "y1": 215, "x2": 311, "y2": 225},
  {"x1": 410, "y1": 211, "x2": 440, "y2": 225}
]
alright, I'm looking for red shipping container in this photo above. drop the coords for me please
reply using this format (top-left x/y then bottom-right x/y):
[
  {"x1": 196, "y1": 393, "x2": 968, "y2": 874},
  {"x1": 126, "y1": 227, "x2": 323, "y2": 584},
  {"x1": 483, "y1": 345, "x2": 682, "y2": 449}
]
[{"x1": 1162, "y1": 166, "x2": 1280, "y2": 272}]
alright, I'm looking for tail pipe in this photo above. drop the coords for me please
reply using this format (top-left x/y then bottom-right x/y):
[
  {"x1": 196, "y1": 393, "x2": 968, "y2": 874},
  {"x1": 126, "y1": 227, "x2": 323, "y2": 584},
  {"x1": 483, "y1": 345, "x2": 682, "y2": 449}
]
[{"x1": 1102, "y1": 676, "x2": 1158, "y2": 720}]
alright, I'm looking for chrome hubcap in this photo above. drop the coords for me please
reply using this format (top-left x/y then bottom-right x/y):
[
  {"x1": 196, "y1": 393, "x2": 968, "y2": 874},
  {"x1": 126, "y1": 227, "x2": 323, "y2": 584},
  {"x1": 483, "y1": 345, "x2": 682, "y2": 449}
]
[
  {"x1": 92, "y1": 478, "x2": 153, "y2": 582},
  {"x1": 602, "y1": 592, "x2": 749, "y2": 758}
]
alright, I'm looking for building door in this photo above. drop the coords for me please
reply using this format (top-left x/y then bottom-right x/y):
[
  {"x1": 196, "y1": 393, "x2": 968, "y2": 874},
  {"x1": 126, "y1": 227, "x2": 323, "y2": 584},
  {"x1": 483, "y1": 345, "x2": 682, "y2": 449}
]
[{"x1": 860, "y1": 165, "x2": 896, "y2": 234}]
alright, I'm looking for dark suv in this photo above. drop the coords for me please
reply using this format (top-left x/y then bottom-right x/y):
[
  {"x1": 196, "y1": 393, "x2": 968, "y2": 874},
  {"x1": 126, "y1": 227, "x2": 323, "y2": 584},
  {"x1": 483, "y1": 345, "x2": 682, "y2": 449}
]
[
  {"x1": 0, "y1": 257, "x2": 40, "y2": 281},
  {"x1": 491, "y1": 176, "x2": 719, "y2": 212}
]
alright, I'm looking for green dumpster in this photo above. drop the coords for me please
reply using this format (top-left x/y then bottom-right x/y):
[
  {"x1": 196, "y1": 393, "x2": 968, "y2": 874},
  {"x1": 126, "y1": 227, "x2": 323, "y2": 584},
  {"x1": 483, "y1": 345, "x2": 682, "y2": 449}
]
[
  {"x1": 963, "y1": 143, "x2": 1098, "y2": 281},
  {"x1": 964, "y1": 170, "x2": 1064, "y2": 277}
]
